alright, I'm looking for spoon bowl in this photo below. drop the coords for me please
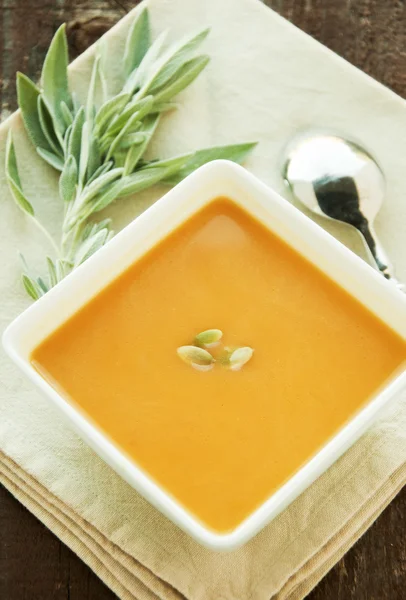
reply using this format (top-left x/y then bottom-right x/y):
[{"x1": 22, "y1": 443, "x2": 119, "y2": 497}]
[{"x1": 284, "y1": 132, "x2": 404, "y2": 290}]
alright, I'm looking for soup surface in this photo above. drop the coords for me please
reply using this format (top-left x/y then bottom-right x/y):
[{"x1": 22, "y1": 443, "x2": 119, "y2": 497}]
[{"x1": 32, "y1": 198, "x2": 406, "y2": 532}]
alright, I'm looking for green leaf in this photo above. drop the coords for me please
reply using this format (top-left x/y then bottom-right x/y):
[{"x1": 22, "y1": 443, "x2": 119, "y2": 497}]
[
  {"x1": 126, "y1": 30, "x2": 168, "y2": 95},
  {"x1": 47, "y1": 257, "x2": 58, "y2": 287},
  {"x1": 74, "y1": 228, "x2": 110, "y2": 267},
  {"x1": 112, "y1": 150, "x2": 128, "y2": 169},
  {"x1": 119, "y1": 156, "x2": 189, "y2": 197},
  {"x1": 91, "y1": 179, "x2": 126, "y2": 213},
  {"x1": 144, "y1": 28, "x2": 210, "y2": 94},
  {"x1": 118, "y1": 132, "x2": 146, "y2": 150},
  {"x1": 16, "y1": 72, "x2": 51, "y2": 151},
  {"x1": 87, "y1": 136, "x2": 101, "y2": 181},
  {"x1": 81, "y1": 218, "x2": 112, "y2": 241},
  {"x1": 95, "y1": 92, "x2": 130, "y2": 134},
  {"x1": 151, "y1": 101, "x2": 178, "y2": 114},
  {"x1": 87, "y1": 160, "x2": 113, "y2": 185},
  {"x1": 7, "y1": 179, "x2": 34, "y2": 216},
  {"x1": 86, "y1": 55, "x2": 100, "y2": 122},
  {"x1": 37, "y1": 276, "x2": 49, "y2": 294},
  {"x1": 37, "y1": 96, "x2": 63, "y2": 156},
  {"x1": 71, "y1": 92, "x2": 81, "y2": 114},
  {"x1": 78, "y1": 120, "x2": 90, "y2": 186},
  {"x1": 41, "y1": 24, "x2": 71, "y2": 133},
  {"x1": 163, "y1": 142, "x2": 257, "y2": 184},
  {"x1": 6, "y1": 131, "x2": 23, "y2": 187},
  {"x1": 37, "y1": 147, "x2": 64, "y2": 171},
  {"x1": 122, "y1": 113, "x2": 160, "y2": 175},
  {"x1": 68, "y1": 106, "x2": 85, "y2": 166},
  {"x1": 153, "y1": 55, "x2": 209, "y2": 104},
  {"x1": 19, "y1": 253, "x2": 31, "y2": 274},
  {"x1": 80, "y1": 167, "x2": 124, "y2": 205},
  {"x1": 104, "y1": 95, "x2": 154, "y2": 137},
  {"x1": 5, "y1": 132, "x2": 35, "y2": 216},
  {"x1": 55, "y1": 259, "x2": 68, "y2": 281},
  {"x1": 105, "y1": 111, "x2": 143, "y2": 161},
  {"x1": 124, "y1": 8, "x2": 151, "y2": 77},
  {"x1": 64, "y1": 123, "x2": 72, "y2": 151},
  {"x1": 22, "y1": 274, "x2": 42, "y2": 300},
  {"x1": 60, "y1": 100, "x2": 73, "y2": 127},
  {"x1": 59, "y1": 155, "x2": 78, "y2": 202}
]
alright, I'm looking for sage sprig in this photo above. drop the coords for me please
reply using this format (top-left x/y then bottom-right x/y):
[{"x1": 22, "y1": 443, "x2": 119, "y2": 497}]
[{"x1": 5, "y1": 8, "x2": 257, "y2": 299}]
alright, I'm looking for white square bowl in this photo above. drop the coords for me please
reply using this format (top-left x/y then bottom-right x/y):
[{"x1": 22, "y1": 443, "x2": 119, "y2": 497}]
[{"x1": 3, "y1": 160, "x2": 406, "y2": 551}]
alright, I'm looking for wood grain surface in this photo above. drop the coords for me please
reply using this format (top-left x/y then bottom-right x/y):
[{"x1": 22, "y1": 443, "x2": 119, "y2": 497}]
[{"x1": 1, "y1": 1, "x2": 405, "y2": 598}]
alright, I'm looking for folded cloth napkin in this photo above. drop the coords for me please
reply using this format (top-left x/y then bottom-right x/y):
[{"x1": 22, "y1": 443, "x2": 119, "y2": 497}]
[{"x1": 1, "y1": 1, "x2": 406, "y2": 598}]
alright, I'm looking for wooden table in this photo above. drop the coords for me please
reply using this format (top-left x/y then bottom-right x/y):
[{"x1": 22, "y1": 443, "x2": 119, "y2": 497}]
[{"x1": 0, "y1": 1, "x2": 405, "y2": 598}]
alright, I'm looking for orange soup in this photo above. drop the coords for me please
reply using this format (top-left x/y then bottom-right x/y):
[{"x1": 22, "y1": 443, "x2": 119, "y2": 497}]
[{"x1": 31, "y1": 198, "x2": 406, "y2": 532}]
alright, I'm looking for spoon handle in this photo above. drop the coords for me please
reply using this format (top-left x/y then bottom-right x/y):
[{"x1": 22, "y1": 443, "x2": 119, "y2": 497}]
[{"x1": 358, "y1": 222, "x2": 405, "y2": 292}]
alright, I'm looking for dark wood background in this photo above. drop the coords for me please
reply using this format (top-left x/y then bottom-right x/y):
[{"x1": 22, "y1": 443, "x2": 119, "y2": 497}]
[{"x1": 1, "y1": 1, "x2": 405, "y2": 598}]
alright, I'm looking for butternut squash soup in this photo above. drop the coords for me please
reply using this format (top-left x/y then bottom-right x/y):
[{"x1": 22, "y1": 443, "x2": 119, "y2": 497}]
[{"x1": 31, "y1": 199, "x2": 406, "y2": 532}]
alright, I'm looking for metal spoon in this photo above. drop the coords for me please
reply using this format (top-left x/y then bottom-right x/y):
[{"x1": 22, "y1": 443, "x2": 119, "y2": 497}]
[{"x1": 283, "y1": 133, "x2": 404, "y2": 291}]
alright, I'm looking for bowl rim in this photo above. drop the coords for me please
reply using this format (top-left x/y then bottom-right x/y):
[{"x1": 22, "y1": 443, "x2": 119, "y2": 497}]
[{"x1": 3, "y1": 159, "x2": 406, "y2": 550}]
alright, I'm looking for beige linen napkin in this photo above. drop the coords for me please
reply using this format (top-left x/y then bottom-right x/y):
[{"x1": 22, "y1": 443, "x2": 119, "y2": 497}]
[{"x1": 1, "y1": 1, "x2": 406, "y2": 598}]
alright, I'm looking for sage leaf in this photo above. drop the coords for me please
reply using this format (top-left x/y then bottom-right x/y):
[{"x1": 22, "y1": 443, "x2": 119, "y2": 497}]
[
  {"x1": 60, "y1": 100, "x2": 73, "y2": 127},
  {"x1": 37, "y1": 276, "x2": 49, "y2": 294},
  {"x1": 118, "y1": 132, "x2": 146, "y2": 150},
  {"x1": 127, "y1": 30, "x2": 168, "y2": 95},
  {"x1": 95, "y1": 92, "x2": 130, "y2": 134},
  {"x1": 144, "y1": 28, "x2": 210, "y2": 94},
  {"x1": 5, "y1": 132, "x2": 35, "y2": 216},
  {"x1": 124, "y1": 8, "x2": 151, "y2": 77},
  {"x1": 105, "y1": 112, "x2": 142, "y2": 161},
  {"x1": 177, "y1": 346, "x2": 214, "y2": 368},
  {"x1": 112, "y1": 150, "x2": 128, "y2": 169},
  {"x1": 163, "y1": 142, "x2": 257, "y2": 185},
  {"x1": 19, "y1": 253, "x2": 31, "y2": 274},
  {"x1": 87, "y1": 136, "x2": 102, "y2": 181},
  {"x1": 41, "y1": 24, "x2": 71, "y2": 133},
  {"x1": 229, "y1": 347, "x2": 254, "y2": 371},
  {"x1": 151, "y1": 101, "x2": 178, "y2": 114},
  {"x1": 71, "y1": 92, "x2": 81, "y2": 114},
  {"x1": 91, "y1": 179, "x2": 125, "y2": 213},
  {"x1": 87, "y1": 160, "x2": 113, "y2": 185},
  {"x1": 37, "y1": 147, "x2": 64, "y2": 171},
  {"x1": 74, "y1": 228, "x2": 110, "y2": 267},
  {"x1": 86, "y1": 55, "x2": 100, "y2": 122},
  {"x1": 195, "y1": 329, "x2": 223, "y2": 347},
  {"x1": 59, "y1": 155, "x2": 78, "y2": 202},
  {"x1": 122, "y1": 113, "x2": 160, "y2": 175},
  {"x1": 78, "y1": 120, "x2": 90, "y2": 186},
  {"x1": 80, "y1": 167, "x2": 124, "y2": 205},
  {"x1": 104, "y1": 95, "x2": 154, "y2": 137},
  {"x1": 16, "y1": 72, "x2": 51, "y2": 151},
  {"x1": 37, "y1": 96, "x2": 63, "y2": 156},
  {"x1": 82, "y1": 218, "x2": 112, "y2": 241},
  {"x1": 22, "y1": 274, "x2": 42, "y2": 300},
  {"x1": 153, "y1": 55, "x2": 210, "y2": 104},
  {"x1": 55, "y1": 259, "x2": 71, "y2": 281},
  {"x1": 47, "y1": 257, "x2": 58, "y2": 287},
  {"x1": 64, "y1": 124, "x2": 72, "y2": 152},
  {"x1": 6, "y1": 131, "x2": 23, "y2": 187},
  {"x1": 68, "y1": 106, "x2": 85, "y2": 166},
  {"x1": 7, "y1": 179, "x2": 34, "y2": 216},
  {"x1": 119, "y1": 154, "x2": 190, "y2": 197}
]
